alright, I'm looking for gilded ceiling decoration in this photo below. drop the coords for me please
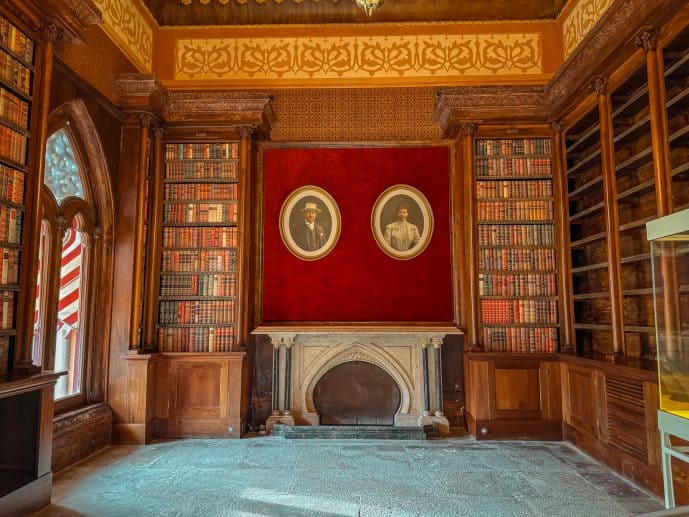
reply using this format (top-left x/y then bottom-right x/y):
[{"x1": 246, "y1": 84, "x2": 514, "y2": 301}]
[
  {"x1": 562, "y1": 0, "x2": 614, "y2": 58},
  {"x1": 173, "y1": 32, "x2": 543, "y2": 84},
  {"x1": 91, "y1": 0, "x2": 154, "y2": 71}
]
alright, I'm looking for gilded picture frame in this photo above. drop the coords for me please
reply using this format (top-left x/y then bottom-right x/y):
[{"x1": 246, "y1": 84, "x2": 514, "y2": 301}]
[
  {"x1": 371, "y1": 184, "x2": 434, "y2": 260},
  {"x1": 280, "y1": 185, "x2": 341, "y2": 261}
]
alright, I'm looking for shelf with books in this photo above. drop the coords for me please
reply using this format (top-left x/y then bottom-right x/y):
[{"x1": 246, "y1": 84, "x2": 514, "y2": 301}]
[
  {"x1": 611, "y1": 64, "x2": 656, "y2": 359},
  {"x1": 475, "y1": 137, "x2": 559, "y2": 354},
  {"x1": 565, "y1": 103, "x2": 613, "y2": 358},
  {"x1": 0, "y1": 13, "x2": 31, "y2": 375},
  {"x1": 664, "y1": 25, "x2": 689, "y2": 212},
  {"x1": 158, "y1": 141, "x2": 240, "y2": 353}
]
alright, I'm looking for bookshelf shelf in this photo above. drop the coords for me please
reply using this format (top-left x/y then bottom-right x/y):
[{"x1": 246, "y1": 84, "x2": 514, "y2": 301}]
[
  {"x1": 0, "y1": 13, "x2": 32, "y2": 375},
  {"x1": 566, "y1": 122, "x2": 600, "y2": 153},
  {"x1": 475, "y1": 137, "x2": 559, "y2": 354},
  {"x1": 157, "y1": 141, "x2": 241, "y2": 353},
  {"x1": 572, "y1": 262, "x2": 608, "y2": 274}
]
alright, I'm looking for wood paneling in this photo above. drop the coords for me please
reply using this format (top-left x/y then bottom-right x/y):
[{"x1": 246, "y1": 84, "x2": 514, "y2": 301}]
[
  {"x1": 52, "y1": 403, "x2": 112, "y2": 473},
  {"x1": 494, "y1": 368, "x2": 540, "y2": 412},
  {"x1": 155, "y1": 352, "x2": 249, "y2": 438}
]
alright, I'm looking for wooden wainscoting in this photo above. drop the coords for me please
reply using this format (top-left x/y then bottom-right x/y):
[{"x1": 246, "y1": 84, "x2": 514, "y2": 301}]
[
  {"x1": 558, "y1": 355, "x2": 677, "y2": 499},
  {"x1": 465, "y1": 353, "x2": 562, "y2": 440},
  {"x1": 155, "y1": 352, "x2": 249, "y2": 438}
]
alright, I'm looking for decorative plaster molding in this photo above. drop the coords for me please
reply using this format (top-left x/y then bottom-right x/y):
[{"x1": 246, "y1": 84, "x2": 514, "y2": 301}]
[
  {"x1": 561, "y1": 0, "x2": 614, "y2": 58},
  {"x1": 174, "y1": 32, "x2": 543, "y2": 83},
  {"x1": 91, "y1": 0, "x2": 154, "y2": 72}
]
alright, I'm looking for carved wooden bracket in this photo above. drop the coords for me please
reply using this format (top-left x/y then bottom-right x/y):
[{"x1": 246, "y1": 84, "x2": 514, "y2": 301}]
[
  {"x1": 434, "y1": 86, "x2": 547, "y2": 139},
  {"x1": 112, "y1": 74, "x2": 169, "y2": 120},
  {"x1": 635, "y1": 29, "x2": 659, "y2": 52}
]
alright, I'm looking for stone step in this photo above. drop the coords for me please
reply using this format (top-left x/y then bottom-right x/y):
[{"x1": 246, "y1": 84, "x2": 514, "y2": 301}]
[{"x1": 272, "y1": 423, "x2": 435, "y2": 440}]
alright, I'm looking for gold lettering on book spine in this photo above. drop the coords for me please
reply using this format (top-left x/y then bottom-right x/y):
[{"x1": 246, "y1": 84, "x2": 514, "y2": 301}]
[{"x1": 175, "y1": 33, "x2": 542, "y2": 82}]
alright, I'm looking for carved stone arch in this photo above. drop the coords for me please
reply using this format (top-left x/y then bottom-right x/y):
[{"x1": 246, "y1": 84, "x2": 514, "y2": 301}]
[
  {"x1": 42, "y1": 99, "x2": 115, "y2": 404},
  {"x1": 303, "y1": 341, "x2": 413, "y2": 415}
]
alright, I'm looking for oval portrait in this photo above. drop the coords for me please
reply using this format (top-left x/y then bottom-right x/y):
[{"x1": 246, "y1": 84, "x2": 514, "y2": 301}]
[
  {"x1": 371, "y1": 184, "x2": 434, "y2": 260},
  {"x1": 280, "y1": 186, "x2": 341, "y2": 261}
]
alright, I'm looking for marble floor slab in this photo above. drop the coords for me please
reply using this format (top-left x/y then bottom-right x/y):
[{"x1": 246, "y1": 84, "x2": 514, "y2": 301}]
[{"x1": 33, "y1": 435, "x2": 664, "y2": 517}]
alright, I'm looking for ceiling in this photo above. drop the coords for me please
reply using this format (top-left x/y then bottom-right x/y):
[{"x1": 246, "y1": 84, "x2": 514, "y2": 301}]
[{"x1": 142, "y1": 0, "x2": 568, "y2": 26}]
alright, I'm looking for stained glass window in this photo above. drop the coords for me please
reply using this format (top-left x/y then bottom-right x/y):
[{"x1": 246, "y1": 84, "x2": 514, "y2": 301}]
[{"x1": 44, "y1": 129, "x2": 84, "y2": 203}]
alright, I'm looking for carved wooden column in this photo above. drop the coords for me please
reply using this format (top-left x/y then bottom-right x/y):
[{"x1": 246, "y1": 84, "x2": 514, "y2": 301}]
[
  {"x1": 551, "y1": 121, "x2": 575, "y2": 353},
  {"x1": 16, "y1": 23, "x2": 60, "y2": 370},
  {"x1": 129, "y1": 113, "x2": 154, "y2": 351},
  {"x1": 236, "y1": 126, "x2": 254, "y2": 349},
  {"x1": 460, "y1": 123, "x2": 479, "y2": 350},
  {"x1": 637, "y1": 29, "x2": 682, "y2": 349},
  {"x1": 595, "y1": 77, "x2": 625, "y2": 356},
  {"x1": 142, "y1": 126, "x2": 165, "y2": 350}
]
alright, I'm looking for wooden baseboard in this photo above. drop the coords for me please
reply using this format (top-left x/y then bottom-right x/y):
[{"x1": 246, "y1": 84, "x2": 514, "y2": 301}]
[
  {"x1": 471, "y1": 418, "x2": 562, "y2": 440},
  {"x1": 0, "y1": 472, "x2": 52, "y2": 517},
  {"x1": 155, "y1": 417, "x2": 245, "y2": 438},
  {"x1": 112, "y1": 422, "x2": 155, "y2": 444}
]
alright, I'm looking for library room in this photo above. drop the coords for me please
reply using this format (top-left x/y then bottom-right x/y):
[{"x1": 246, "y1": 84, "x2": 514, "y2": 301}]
[{"x1": 1, "y1": 0, "x2": 689, "y2": 515}]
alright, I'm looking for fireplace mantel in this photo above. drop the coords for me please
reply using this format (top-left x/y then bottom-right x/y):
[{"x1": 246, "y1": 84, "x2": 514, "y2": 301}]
[{"x1": 253, "y1": 326, "x2": 462, "y2": 434}]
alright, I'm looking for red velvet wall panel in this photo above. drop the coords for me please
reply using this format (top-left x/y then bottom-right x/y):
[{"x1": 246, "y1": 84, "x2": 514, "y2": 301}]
[{"x1": 261, "y1": 146, "x2": 453, "y2": 322}]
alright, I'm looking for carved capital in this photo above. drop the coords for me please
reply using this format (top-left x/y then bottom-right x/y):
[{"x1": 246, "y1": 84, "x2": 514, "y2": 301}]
[
  {"x1": 270, "y1": 336, "x2": 282, "y2": 348},
  {"x1": 92, "y1": 226, "x2": 103, "y2": 239},
  {"x1": 283, "y1": 336, "x2": 295, "y2": 349},
  {"x1": 152, "y1": 126, "x2": 166, "y2": 139},
  {"x1": 591, "y1": 76, "x2": 608, "y2": 96},
  {"x1": 431, "y1": 337, "x2": 443, "y2": 349},
  {"x1": 420, "y1": 338, "x2": 431, "y2": 348},
  {"x1": 236, "y1": 126, "x2": 255, "y2": 141},
  {"x1": 56, "y1": 216, "x2": 68, "y2": 231},
  {"x1": 635, "y1": 29, "x2": 659, "y2": 53},
  {"x1": 41, "y1": 22, "x2": 63, "y2": 44},
  {"x1": 550, "y1": 120, "x2": 563, "y2": 134},
  {"x1": 460, "y1": 123, "x2": 478, "y2": 138},
  {"x1": 140, "y1": 112, "x2": 155, "y2": 129}
]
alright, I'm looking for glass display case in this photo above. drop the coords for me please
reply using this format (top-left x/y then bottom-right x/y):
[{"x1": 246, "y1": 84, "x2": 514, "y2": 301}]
[
  {"x1": 648, "y1": 208, "x2": 689, "y2": 418},
  {"x1": 647, "y1": 207, "x2": 689, "y2": 509}
]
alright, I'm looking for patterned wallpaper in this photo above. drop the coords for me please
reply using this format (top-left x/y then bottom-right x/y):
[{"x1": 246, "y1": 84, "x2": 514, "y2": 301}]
[
  {"x1": 91, "y1": 0, "x2": 154, "y2": 72},
  {"x1": 270, "y1": 87, "x2": 439, "y2": 141},
  {"x1": 174, "y1": 32, "x2": 543, "y2": 84},
  {"x1": 561, "y1": 0, "x2": 614, "y2": 58}
]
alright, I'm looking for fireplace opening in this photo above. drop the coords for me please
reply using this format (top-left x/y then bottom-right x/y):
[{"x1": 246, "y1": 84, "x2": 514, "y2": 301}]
[{"x1": 313, "y1": 361, "x2": 401, "y2": 425}]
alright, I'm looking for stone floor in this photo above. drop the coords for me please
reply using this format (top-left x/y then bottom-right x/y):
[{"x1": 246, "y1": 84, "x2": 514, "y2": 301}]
[{"x1": 34, "y1": 435, "x2": 664, "y2": 517}]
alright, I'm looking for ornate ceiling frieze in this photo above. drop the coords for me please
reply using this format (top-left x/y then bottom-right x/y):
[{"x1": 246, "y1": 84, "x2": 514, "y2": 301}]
[
  {"x1": 91, "y1": 0, "x2": 154, "y2": 72},
  {"x1": 172, "y1": 32, "x2": 544, "y2": 85},
  {"x1": 561, "y1": 0, "x2": 614, "y2": 58}
]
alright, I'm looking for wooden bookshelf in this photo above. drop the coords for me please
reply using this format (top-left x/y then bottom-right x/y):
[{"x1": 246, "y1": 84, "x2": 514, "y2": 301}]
[
  {"x1": 0, "y1": 13, "x2": 32, "y2": 375},
  {"x1": 565, "y1": 105, "x2": 613, "y2": 358},
  {"x1": 611, "y1": 64, "x2": 657, "y2": 360},
  {"x1": 157, "y1": 142, "x2": 240, "y2": 352},
  {"x1": 475, "y1": 138, "x2": 559, "y2": 353},
  {"x1": 664, "y1": 26, "x2": 689, "y2": 212}
]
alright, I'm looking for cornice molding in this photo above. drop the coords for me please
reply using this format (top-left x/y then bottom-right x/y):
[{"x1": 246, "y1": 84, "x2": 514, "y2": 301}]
[
  {"x1": 112, "y1": 73, "x2": 168, "y2": 119},
  {"x1": 3, "y1": 0, "x2": 102, "y2": 42},
  {"x1": 434, "y1": 86, "x2": 547, "y2": 138}
]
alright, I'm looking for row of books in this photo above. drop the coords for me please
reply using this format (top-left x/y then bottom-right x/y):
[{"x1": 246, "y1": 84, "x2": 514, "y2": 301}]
[
  {"x1": 160, "y1": 273, "x2": 236, "y2": 297},
  {"x1": 478, "y1": 248, "x2": 556, "y2": 272},
  {"x1": 0, "y1": 49, "x2": 30, "y2": 96},
  {"x1": 165, "y1": 143, "x2": 238, "y2": 160},
  {"x1": 0, "y1": 290, "x2": 13, "y2": 329},
  {"x1": 480, "y1": 299, "x2": 558, "y2": 324},
  {"x1": 0, "y1": 164, "x2": 24, "y2": 204},
  {"x1": 165, "y1": 160, "x2": 239, "y2": 181},
  {"x1": 161, "y1": 249, "x2": 237, "y2": 272},
  {"x1": 482, "y1": 326, "x2": 557, "y2": 353},
  {"x1": 158, "y1": 326, "x2": 235, "y2": 353},
  {"x1": 476, "y1": 157, "x2": 552, "y2": 177},
  {"x1": 163, "y1": 202, "x2": 237, "y2": 224},
  {"x1": 0, "y1": 123, "x2": 26, "y2": 165},
  {"x1": 159, "y1": 300, "x2": 236, "y2": 325},
  {"x1": 163, "y1": 227, "x2": 238, "y2": 248},
  {"x1": 477, "y1": 200, "x2": 553, "y2": 221},
  {"x1": 0, "y1": 16, "x2": 33, "y2": 63},
  {"x1": 476, "y1": 180, "x2": 553, "y2": 199},
  {"x1": 0, "y1": 247, "x2": 18, "y2": 284},
  {"x1": 164, "y1": 183, "x2": 238, "y2": 201},
  {"x1": 0, "y1": 86, "x2": 28, "y2": 128},
  {"x1": 478, "y1": 224, "x2": 555, "y2": 247},
  {"x1": 478, "y1": 272, "x2": 557, "y2": 297},
  {"x1": 476, "y1": 139, "x2": 551, "y2": 157},
  {"x1": 0, "y1": 205, "x2": 21, "y2": 244}
]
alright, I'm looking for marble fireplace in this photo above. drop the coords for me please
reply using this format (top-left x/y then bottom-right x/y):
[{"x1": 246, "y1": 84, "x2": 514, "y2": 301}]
[{"x1": 255, "y1": 329, "x2": 461, "y2": 435}]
